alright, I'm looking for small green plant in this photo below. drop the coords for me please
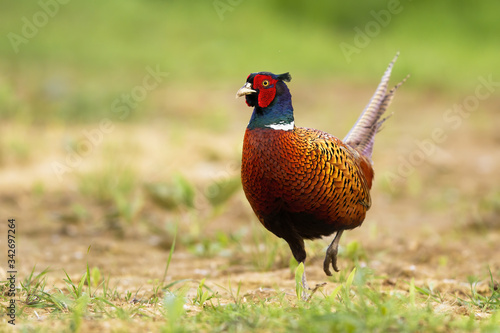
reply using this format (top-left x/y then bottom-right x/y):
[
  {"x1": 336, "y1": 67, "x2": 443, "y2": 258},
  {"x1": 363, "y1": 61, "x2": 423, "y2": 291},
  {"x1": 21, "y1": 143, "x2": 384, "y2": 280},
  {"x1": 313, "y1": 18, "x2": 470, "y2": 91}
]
[
  {"x1": 326, "y1": 283, "x2": 343, "y2": 304},
  {"x1": 20, "y1": 266, "x2": 50, "y2": 301},
  {"x1": 90, "y1": 267, "x2": 102, "y2": 290},
  {"x1": 338, "y1": 266, "x2": 357, "y2": 307},
  {"x1": 144, "y1": 174, "x2": 195, "y2": 211},
  {"x1": 192, "y1": 279, "x2": 216, "y2": 307},
  {"x1": 19, "y1": 266, "x2": 68, "y2": 312},
  {"x1": 227, "y1": 279, "x2": 243, "y2": 305},
  {"x1": 63, "y1": 270, "x2": 88, "y2": 300},
  {"x1": 112, "y1": 190, "x2": 144, "y2": 224},
  {"x1": 458, "y1": 270, "x2": 500, "y2": 311},
  {"x1": 205, "y1": 176, "x2": 241, "y2": 208},
  {"x1": 414, "y1": 282, "x2": 445, "y2": 303},
  {"x1": 188, "y1": 229, "x2": 240, "y2": 258},
  {"x1": 343, "y1": 240, "x2": 367, "y2": 264}
]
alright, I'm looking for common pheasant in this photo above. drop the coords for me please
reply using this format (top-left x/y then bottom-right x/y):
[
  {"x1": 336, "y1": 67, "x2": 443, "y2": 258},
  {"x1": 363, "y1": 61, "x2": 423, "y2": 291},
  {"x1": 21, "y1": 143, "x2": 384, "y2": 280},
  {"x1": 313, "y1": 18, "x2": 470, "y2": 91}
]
[{"x1": 236, "y1": 54, "x2": 405, "y2": 290}]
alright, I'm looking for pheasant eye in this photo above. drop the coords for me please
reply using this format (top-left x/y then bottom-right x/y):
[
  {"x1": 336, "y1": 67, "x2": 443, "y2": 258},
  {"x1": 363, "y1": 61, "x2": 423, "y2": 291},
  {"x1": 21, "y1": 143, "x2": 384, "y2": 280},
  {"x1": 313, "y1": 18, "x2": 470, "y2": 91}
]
[{"x1": 262, "y1": 80, "x2": 269, "y2": 87}]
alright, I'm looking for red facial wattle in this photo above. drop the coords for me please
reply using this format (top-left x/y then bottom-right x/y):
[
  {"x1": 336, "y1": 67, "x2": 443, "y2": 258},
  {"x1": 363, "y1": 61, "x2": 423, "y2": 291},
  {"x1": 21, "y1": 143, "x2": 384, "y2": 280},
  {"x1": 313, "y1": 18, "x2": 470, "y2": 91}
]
[{"x1": 253, "y1": 75, "x2": 278, "y2": 108}]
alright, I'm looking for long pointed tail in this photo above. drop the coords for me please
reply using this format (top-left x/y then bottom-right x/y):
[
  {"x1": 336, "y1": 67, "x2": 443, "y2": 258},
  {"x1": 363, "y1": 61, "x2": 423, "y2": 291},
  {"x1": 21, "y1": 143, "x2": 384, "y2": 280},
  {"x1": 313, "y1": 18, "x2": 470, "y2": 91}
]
[{"x1": 343, "y1": 53, "x2": 407, "y2": 160}]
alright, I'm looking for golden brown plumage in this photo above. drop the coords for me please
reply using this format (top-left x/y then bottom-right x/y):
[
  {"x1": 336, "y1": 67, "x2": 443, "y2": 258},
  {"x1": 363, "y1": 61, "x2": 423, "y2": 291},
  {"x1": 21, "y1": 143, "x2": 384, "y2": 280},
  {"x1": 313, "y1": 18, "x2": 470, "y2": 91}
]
[{"x1": 242, "y1": 127, "x2": 372, "y2": 229}]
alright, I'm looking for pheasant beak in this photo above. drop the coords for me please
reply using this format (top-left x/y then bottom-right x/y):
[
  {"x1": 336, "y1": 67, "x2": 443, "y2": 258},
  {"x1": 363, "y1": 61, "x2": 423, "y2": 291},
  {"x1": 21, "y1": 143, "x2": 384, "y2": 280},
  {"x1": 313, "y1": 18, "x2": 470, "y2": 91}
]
[{"x1": 236, "y1": 82, "x2": 256, "y2": 98}]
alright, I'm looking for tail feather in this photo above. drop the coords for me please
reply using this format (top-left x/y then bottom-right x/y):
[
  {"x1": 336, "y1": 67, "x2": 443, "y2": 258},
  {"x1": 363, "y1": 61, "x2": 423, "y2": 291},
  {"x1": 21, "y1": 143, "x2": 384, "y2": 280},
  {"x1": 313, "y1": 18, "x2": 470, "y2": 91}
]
[
  {"x1": 355, "y1": 77, "x2": 408, "y2": 159},
  {"x1": 343, "y1": 53, "x2": 406, "y2": 160}
]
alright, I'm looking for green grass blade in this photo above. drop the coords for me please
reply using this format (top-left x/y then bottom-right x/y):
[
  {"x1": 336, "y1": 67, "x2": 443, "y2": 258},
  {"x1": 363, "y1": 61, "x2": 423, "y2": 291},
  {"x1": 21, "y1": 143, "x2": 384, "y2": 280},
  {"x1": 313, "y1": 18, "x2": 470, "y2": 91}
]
[
  {"x1": 294, "y1": 262, "x2": 305, "y2": 300},
  {"x1": 345, "y1": 267, "x2": 357, "y2": 291},
  {"x1": 86, "y1": 262, "x2": 92, "y2": 298},
  {"x1": 161, "y1": 224, "x2": 178, "y2": 288},
  {"x1": 409, "y1": 278, "x2": 416, "y2": 307},
  {"x1": 328, "y1": 284, "x2": 343, "y2": 302}
]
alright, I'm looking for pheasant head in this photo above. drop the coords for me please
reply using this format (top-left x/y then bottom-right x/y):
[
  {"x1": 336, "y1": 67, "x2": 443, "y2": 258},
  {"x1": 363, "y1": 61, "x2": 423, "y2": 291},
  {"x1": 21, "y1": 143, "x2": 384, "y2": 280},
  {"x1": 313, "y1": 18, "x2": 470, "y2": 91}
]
[{"x1": 236, "y1": 72, "x2": 295, "y2": 130}]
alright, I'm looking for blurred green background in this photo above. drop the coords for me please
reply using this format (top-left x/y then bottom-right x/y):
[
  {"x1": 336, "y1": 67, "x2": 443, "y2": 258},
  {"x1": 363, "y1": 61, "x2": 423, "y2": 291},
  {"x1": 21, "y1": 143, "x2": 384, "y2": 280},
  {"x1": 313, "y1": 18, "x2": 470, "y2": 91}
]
[{"x1": 1, "y1": 0, "x2": 499, "y2": 124}]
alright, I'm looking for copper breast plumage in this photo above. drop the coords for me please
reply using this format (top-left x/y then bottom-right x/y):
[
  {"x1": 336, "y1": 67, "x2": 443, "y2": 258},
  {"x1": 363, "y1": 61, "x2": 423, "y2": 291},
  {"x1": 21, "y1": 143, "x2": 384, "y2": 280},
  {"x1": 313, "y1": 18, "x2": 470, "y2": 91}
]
[{"x1": 241, "y1": 126, "x2": 373, "y2": 239}]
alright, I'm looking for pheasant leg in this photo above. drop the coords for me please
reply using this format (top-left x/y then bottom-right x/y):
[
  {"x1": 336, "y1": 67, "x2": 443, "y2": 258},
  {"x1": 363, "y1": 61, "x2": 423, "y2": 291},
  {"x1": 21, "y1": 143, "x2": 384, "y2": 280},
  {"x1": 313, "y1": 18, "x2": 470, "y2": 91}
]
[{"x1": 323, "y1": 230, "x2": 344, "y2": 276}]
